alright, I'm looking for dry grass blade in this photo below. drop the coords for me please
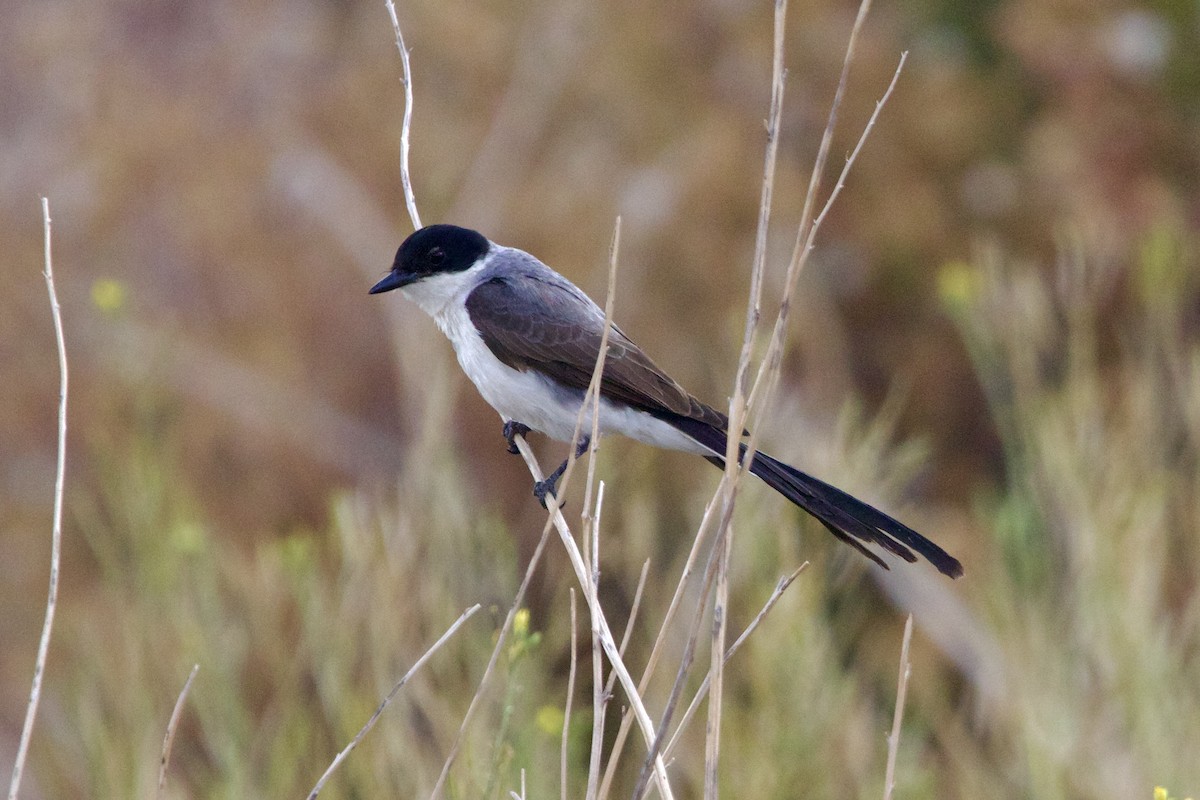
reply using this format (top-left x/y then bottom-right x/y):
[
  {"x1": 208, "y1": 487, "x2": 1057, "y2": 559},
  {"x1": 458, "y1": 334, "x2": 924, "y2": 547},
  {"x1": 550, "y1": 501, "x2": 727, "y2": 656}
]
[
  {"x1": 384, "y1": 0, "x2": 421, "y2": 230},
  {"x1": 661, "y1": 563, "x2": 808, "y2": 764},
  {"x1": 585, "y1": 482, "x2": 607, "y2": 800},
  {"x1": 429, "y1": 531, "x2": 554, "y2": 799},
  {"x1": 883, "y1": 615, "x2": 914, "y2": 800},
  {"x1": 155, "y1": 664, "x2": 200, "y2": 800},
  {"x1": 631, "y1": 528, "x2": 728, "y2": 800},
  {"x1": 309, "y1": 604, "x2": 481, "y2": 799},
  {"x1": 563, "y1": 590, "x2": 578, "y2": 800},
  {"x1": 605, "y1": 558, "x2": 651, "y2": 697},
  {"x1": 8, "y1": 198, "x2": 67, "y2": 800},
  {"x1": 597, "y1": 479, "x2": 724, "y2": 800},
  {"x1": 511, "y1": 431, "x2": 676, "y2": 799},
  {"x1": 746, "y1": 46, "x2": 906, "y2": 420}
]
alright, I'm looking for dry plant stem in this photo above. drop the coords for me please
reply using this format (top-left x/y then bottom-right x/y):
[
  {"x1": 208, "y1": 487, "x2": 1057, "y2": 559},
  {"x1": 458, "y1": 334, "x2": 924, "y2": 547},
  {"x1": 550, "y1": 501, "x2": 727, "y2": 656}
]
[
  {"x1": 604, "y1": 559, "x2": 652, "y2": 700},
  {"x1": 563, "y1": 590, "x2": 578, "y2": 800},
  {"x1": 593, "y1": 561, "x2": 649, "y2": 799},
  {"x1": 310, "y1": 605, "x2": 481, "y2": 799},
  {"x1": 612, "y1": 4, "x2": 898, "y2": 795},
  {"x1": 746, "y1": 31, "x2": 902, "y2": 425},
  {"x1": 509, "y1": 220, "x2": 674, "y2": 800},
  {"x1": 594, "y1": 557, "x2": 653, "y2": 794},
  {"x1": 585, "y1": 483, "x2": 607, "y2": 800},
  {"x1": 661, "y1": 563, "x2": 808, "y2": 763},
  {"x1": 701, "y1": 6, "x2": 789, "y2": 795},
  {"x1": 155, "y1": 663, "x2": 200, "y2": 800},
  {"x1": 883, "y1": 615, "x2": 914, "y2": 800},
  {"x1": 384, "y1": 0, "x2": 421, "y2": 230},
  {"x1": 429, "y1": 538, "x2": 553, "y2": 800},
  {"x1": 789, "y1": 0, "x2": 872, "y2": 287},
  {"x1": 8, "y1": 198, "x2": 66, "y2": 800},
  {"x1": 725, "y1": 0, "x2": 788, "y2": 475},
  {"x1": 703, "y1": 525, "x2": 731, "y2": 800},
  {"x1": 743, "y1": 49, "x2": 906, "y2": 460},
  {"x1": 556, "y1": 217, "x2": 621, "y2": 525},
  {"x1": 513, "y1": 435, "x2": 675, "y2": 800},
  {"x1": 631, "y1": 529, "x2": 729, "y2": 800},
  {"x1": 597, "y1": 476, "x2": 726, "y2": 800}
]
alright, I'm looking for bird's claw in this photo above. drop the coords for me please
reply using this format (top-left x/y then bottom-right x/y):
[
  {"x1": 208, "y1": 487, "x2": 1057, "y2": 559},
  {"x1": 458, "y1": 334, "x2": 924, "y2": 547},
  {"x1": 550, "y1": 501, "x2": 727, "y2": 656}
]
[
  {"x1": 533, "y1": 476, "x2": 562, "y2": 510},
  {"x1": 503, "y1": 420, "x2": 532, "y2": 455}
]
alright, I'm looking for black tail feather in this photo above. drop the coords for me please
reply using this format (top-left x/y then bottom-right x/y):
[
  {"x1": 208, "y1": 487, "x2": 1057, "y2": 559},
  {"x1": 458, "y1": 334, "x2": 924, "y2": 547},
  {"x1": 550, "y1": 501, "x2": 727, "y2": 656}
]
[{"x1": 676, "y1": 417, "x2": 963, "y2": 579}]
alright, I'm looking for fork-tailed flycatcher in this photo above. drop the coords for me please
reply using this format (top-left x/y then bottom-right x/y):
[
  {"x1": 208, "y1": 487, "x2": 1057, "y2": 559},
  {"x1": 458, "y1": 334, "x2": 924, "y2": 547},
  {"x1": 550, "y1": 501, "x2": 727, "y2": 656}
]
[{"x1": 370, "y1": 224, "x2": 962, "y2": 578}]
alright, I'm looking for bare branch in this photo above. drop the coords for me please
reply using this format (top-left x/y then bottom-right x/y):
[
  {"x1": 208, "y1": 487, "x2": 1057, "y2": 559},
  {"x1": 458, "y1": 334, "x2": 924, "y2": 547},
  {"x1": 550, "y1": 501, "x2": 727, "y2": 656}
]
[{"x1": 8, "y1": 198, "x2": 67, "y2": 800}]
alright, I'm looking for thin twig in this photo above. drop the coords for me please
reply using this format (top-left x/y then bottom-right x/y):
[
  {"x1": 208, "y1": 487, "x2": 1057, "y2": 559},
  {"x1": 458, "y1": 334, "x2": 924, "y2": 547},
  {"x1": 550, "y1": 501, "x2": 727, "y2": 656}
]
[
  {"x1": 310, "y1": 604, "x2": 481, "y2": 799},
  {"x1": 429, "y1": 531, "x2": 554, "y2": 799},
  {"x1": 810, "y1": 52, "x2": 906, "y2": 255},
  {"x1": 513, "y1": 434, "x2": 675, "y2": 799},
  {"x1": 508, "y1": 219, "x2": 675, "y2": 799},
  {"x1": 583, "y1": 227, "x2": 622, "y2": 800},
  {"x1": 585, "y1": 482, "x2": 606, "y2": 800},
  {"x1": 724, "y1": 0, "x2": 789, "y2": 480},
  {"x1": 702, "y1": 6, "x2": 790, "y2": 793},
  {"x1": 384, "y1": 1, "x2": 422, "y2": 229},
  {"x1": 746, "y1": 18, "x2": 902, "y2": 426},
  {"x1": 595, "y1": 557, "x2": 651, "y2": 792},
  {"x1": 156, "y1": 664, "x2": 200, "y2": 800},
  {"x1": 542, "y1": 217, "x2": 621, "y2": 517},
  {"x1": 631, "y1": 527, "x2": 728, "y2": 800},
  {"x1": 703, "y1": 522, "x2": 731, "y2": 800},
  {"x1": 581, "y1": 219, "x2": 622, "y2": 539},
  {"x1": 661, "y1": 563, "x2": 808, "y2": 763},
  {"x1": 563, "y1": 590, "x2": 578, "y2": 800},
  {"x1": 787, "y1": 0, "x2": 874, "y2": 295},
  {"x1": 597, "y1": 478, "x2": 724, "y2": 800},
  {"x1": 614, "y1": 561, "x2": 652, "y2": 671},
  {"x1": 883, "y1": 615, "x2": 914, "y2": 800},
  {"x1": 8, "y1": 198, "x2": 67, "y2": 800}
]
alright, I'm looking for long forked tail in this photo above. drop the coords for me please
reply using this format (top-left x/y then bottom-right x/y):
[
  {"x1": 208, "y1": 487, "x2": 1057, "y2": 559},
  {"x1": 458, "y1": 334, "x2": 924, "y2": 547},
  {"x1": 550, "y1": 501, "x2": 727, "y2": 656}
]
[
  {"x1": 729, "y1": 447, "x2": 963, "y2": 578},
  {"x1": 670, "y1": 416, "x2": 963, "y2": 578}
]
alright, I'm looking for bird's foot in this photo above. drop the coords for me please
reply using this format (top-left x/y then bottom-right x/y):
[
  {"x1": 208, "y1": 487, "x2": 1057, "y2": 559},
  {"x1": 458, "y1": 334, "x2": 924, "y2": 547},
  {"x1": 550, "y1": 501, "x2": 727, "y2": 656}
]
[
  {"x1": 533, "y1": 474, "x2": 562, "y2": 510},
  {"x1": 532, "y1": 435, "x2": 590, "y2": 509},
  {"x1": 502, "y1": 420, "x2": 532, "y2": 455}
]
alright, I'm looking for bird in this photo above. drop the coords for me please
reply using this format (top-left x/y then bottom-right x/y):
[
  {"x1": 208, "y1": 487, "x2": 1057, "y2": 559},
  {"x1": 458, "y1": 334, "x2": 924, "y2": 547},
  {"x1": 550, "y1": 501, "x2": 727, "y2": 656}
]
[{"x1": 369, "y1": 224, "x2": 963, "y2": 578}]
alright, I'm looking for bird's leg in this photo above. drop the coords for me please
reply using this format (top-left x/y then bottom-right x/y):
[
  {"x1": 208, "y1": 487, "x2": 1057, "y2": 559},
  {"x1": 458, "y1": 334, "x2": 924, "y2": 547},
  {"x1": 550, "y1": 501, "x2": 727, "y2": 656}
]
[
  {"x1": 502, "y1": 420, "x2": 532, "y2": 455},
  {"x1": 533, "y1": 435, "x2": 591, "y2": 509}
]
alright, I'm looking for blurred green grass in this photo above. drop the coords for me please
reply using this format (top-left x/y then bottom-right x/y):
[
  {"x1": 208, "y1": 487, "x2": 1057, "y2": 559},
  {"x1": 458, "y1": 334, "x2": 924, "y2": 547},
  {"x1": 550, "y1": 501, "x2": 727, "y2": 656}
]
[{"x1": 4, "y1": 0, "x2": 1200, "y2": 797}]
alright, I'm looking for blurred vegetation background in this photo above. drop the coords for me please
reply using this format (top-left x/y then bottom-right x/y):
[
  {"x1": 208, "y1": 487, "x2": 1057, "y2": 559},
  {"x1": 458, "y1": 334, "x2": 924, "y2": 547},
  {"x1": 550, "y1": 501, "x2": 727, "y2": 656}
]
[{"x1": 3, "y1": 0, "x2": 1198, "y2": 797}]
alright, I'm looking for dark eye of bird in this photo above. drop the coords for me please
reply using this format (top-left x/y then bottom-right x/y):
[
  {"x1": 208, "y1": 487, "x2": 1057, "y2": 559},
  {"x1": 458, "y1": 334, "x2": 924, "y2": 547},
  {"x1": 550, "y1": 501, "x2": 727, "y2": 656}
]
[{"x1": 428, "y1": 247, "x2": 446, "y2": 267}]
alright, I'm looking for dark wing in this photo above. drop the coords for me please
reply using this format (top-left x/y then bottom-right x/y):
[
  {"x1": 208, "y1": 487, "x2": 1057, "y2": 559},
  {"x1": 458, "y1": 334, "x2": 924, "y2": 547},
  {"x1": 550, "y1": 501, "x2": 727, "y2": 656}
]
[{"x1": 465, "y1": 274, "x2": 727, "y2": 430}]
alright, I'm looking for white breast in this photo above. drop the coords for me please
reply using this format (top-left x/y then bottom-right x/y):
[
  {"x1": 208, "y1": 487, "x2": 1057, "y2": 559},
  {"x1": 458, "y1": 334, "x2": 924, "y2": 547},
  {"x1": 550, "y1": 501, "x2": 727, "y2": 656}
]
[{"x1": 402, "y1": 259, "x2": 710, "y2": 456}]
